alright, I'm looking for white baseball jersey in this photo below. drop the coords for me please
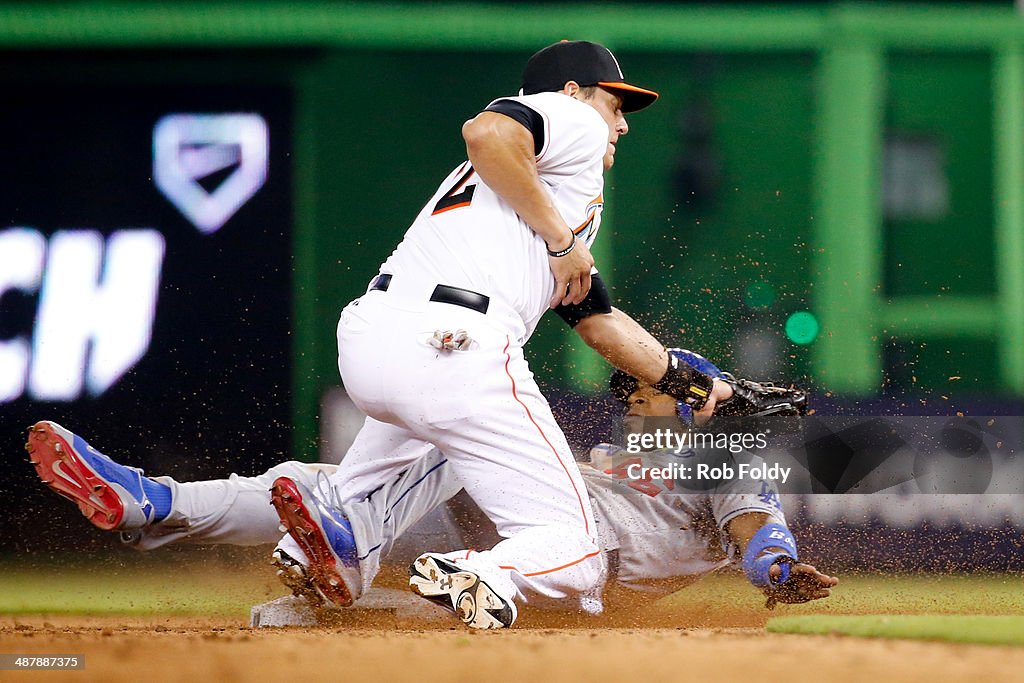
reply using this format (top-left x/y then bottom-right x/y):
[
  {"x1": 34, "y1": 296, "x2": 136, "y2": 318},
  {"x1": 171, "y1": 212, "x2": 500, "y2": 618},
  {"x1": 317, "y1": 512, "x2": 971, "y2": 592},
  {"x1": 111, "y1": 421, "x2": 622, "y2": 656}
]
[
  {"x1": 582, "y1": 453, "x2": 786, "y2": 596},
  {"x1": 298, "y1": 90, "x2": 615, "y2": 606},
  {"x1": 380, "y1": 91, "x2": 608, "y2": 341}
]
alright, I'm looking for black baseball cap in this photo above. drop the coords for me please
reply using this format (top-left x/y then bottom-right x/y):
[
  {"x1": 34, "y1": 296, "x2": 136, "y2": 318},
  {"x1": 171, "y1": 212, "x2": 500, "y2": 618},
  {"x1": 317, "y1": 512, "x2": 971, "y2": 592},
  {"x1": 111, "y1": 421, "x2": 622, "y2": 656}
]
[{"x1": 521, "y1": 40, "x2": 659, "y2": 113}]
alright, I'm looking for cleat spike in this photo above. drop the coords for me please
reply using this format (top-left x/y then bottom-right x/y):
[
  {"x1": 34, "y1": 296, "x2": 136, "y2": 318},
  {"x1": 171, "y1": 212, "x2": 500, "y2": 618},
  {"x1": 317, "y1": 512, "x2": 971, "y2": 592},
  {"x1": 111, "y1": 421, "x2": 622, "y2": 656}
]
[
  {"x1": 329, "y1": 578, "x2": 339, "y2": 587},
  {"x1": 278, "y1": 525, "x2": 288, "y2": 533},
  {"x1": 25, "y1": 422, "x2": 150, "y2": 532}
]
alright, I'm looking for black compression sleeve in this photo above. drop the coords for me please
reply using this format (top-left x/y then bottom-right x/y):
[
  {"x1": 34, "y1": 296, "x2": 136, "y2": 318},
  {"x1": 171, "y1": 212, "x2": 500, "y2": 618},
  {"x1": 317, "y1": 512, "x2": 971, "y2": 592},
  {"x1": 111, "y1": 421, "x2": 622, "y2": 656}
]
[
  {"x1": 483, "y1": 100, "x2": 545, "y2": 156},
  {"x1": 652, "y1": 355, "x2": 715, "y2": 410},
  {"x1": 553, "y1": 273, "x2": 613, "y2": 328}
]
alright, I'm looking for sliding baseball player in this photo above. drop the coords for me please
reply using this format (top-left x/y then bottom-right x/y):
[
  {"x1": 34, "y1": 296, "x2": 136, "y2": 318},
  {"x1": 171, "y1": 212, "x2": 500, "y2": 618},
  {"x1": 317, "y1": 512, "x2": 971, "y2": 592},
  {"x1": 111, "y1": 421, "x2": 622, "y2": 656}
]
[{"x1": 27, "y1": 350, "x2": 835, "y2": 617}]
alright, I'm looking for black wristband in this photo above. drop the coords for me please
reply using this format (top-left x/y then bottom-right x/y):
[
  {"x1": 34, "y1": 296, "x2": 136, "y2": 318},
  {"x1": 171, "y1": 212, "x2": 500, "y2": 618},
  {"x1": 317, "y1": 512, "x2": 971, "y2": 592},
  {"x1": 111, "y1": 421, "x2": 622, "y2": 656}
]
[
  {"x1": 553, "y1": 272, "x2": 612, "y2": 328},
  {"x1": 547, "y1": 234, "x2": 576, "y2": 257},
  {"x1": 652, "y1": 353, "x2": 716, "y2": 410}
]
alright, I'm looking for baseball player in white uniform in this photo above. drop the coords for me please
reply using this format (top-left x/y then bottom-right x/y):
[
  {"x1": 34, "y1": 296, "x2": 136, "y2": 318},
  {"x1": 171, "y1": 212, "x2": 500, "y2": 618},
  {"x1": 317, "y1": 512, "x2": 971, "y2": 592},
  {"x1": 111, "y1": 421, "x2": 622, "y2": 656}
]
[
  {"x1": 26, "y1": 351, "x2": 835, "y2": 615},
  {"x1": 266, "y1": 40, "x2": 809, "y2": 629},
  {"x1": 24, "y1": 41, "x2": 815, "y2": 629}
]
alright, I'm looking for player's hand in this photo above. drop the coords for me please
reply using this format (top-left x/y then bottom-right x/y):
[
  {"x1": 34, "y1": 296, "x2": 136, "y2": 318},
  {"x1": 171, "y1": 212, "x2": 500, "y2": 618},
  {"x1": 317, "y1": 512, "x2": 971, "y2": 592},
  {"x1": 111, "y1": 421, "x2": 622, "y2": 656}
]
[
  {"x1": 548, "y1": 236, "x2": 595, "y2": 308},
  {"x1": 764, "y1": 562, "x2": 839, "y2": 608},
  {"x1": 691, "y1": 378, "x2": 733, "y2": 425}
]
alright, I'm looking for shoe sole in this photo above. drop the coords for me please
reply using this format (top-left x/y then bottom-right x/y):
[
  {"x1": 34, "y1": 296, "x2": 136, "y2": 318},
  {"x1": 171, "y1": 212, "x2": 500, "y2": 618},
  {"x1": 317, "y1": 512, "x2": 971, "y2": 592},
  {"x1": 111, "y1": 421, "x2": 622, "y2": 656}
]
[
  {"x1": 409, "y1": 554, "x2": 516, "y2": 629},
  {"x1": 25, "y1": 421, "x2": 125, "y2": 530},
  {"x1": 270, "y1": 477, "x2": 353, "y2": 607},
  {"x1": 270, "y1": 549, "x2": 324, "y2": 606}
]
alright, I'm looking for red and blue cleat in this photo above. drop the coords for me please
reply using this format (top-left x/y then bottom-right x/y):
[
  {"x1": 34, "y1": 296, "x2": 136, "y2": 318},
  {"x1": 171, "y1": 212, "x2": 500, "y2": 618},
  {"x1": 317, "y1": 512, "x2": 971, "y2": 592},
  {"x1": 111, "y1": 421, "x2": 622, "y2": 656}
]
[
  {"x1": 25, "y1": 421, "x2": 169, "y2": 531},
  {"x1": 270, "y1": 476, "x2": 361, "y2": 608}
]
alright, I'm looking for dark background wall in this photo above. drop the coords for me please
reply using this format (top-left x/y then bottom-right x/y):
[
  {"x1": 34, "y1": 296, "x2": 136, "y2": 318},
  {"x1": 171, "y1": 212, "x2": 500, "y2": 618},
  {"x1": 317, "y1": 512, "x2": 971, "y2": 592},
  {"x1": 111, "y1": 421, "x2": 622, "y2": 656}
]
[
  {"x1": 1, "y1": 4, "x2": 1021, "y2": 554},
  {"x1": 1, "y1": 51, "x2": 298, "y2": 552}
]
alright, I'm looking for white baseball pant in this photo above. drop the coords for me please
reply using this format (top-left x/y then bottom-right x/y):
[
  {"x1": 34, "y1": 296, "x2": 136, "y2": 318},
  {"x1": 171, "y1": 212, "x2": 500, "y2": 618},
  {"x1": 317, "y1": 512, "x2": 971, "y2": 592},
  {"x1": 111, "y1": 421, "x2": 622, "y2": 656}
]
[
  {"x1": 327, "y1": 289, "x2": 603, "y2": 604},
  {"x1": 134, "y1": 448, "x2": 462, "y2": 597}
]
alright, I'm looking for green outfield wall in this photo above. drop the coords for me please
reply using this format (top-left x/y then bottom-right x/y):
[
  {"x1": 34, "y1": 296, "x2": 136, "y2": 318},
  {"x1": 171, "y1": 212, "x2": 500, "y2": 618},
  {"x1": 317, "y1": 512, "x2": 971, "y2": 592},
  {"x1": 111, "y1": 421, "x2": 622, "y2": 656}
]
[{"x1": 3, "y1": 2, "x2": 1022, "y2": 458}]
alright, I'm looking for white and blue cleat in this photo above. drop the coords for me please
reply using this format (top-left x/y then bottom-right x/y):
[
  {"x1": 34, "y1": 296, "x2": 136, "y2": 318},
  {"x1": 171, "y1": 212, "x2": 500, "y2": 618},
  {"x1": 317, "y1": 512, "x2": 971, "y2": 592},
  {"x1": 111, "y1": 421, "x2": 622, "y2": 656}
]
[
  {"x1": 409, "y1": 553, "x2": 518, "y2": 629},
  {"x1": 26, "y1": 421, "x2": 165, "y2": 531},
  {"x1": 270, "y1": 476, "x2": 361, "y2": 608}
]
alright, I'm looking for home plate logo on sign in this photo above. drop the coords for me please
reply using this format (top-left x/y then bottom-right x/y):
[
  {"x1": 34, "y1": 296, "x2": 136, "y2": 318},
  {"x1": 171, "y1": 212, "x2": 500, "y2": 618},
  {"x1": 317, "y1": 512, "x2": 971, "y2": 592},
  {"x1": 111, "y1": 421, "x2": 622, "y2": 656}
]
[{"x1": 153, "y1": 113, "x2": 269, "y2": 234}]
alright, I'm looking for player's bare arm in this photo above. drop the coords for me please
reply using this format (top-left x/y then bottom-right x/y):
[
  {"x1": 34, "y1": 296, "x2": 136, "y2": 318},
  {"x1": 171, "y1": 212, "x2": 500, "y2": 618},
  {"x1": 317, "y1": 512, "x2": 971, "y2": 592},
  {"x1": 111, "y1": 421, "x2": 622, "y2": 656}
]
[
  {"x1": 462, "y1": 110, "x2": 594, "y2": 307},
  {"x1": 574, "y1": 306, "x2": 733, "y2": 420},
  {"x1": 726, "y1": 511, "x2": 838, "y2": 606}
]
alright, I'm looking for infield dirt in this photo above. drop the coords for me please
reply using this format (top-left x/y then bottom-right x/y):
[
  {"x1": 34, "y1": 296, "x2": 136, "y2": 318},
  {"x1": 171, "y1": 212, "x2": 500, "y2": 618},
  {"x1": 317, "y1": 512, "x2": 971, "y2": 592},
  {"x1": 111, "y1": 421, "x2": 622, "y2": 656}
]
[
  {"x1": 5, "y1": 613, "x2": 1024, "y2": 683},
  {"x1": 4, "y1": 553, "x2": 1022, "y2": 682}
]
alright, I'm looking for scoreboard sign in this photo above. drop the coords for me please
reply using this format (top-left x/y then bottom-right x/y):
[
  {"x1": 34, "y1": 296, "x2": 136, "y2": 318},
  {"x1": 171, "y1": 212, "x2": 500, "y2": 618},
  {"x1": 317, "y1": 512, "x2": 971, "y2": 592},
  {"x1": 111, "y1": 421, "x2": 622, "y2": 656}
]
[{"x1": 1, "y1": 80, "x2": 294, "y2": 509}]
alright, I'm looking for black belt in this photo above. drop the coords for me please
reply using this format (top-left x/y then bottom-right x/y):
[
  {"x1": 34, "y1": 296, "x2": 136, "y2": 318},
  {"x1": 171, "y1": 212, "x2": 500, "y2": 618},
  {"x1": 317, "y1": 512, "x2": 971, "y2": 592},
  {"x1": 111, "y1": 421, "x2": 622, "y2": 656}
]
[{"x1": 370, "y1": 274, "x2": 490, "y2": 315}]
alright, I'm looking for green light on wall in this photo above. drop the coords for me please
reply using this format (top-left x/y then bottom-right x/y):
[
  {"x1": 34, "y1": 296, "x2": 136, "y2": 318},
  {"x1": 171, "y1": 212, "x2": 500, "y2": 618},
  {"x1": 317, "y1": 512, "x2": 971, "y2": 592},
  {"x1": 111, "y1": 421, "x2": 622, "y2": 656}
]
[{"x1": 786, "y1": 311, "x2": 820, "y2": 345}]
